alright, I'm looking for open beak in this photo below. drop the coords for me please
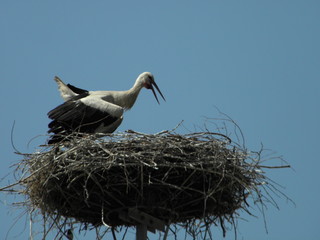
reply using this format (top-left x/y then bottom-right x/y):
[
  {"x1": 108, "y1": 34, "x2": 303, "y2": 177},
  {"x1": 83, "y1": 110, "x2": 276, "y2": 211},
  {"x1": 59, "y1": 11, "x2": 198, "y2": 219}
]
[{"x1": 150, "y1": 80, "x2": 166, "y2": 104}]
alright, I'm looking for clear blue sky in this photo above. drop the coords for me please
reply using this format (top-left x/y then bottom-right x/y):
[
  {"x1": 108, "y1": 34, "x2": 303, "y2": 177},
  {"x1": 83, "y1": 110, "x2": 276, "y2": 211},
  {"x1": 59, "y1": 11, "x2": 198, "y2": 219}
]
[{"x1": 1, "y1": 1, "x2": 319, "y2": 239}]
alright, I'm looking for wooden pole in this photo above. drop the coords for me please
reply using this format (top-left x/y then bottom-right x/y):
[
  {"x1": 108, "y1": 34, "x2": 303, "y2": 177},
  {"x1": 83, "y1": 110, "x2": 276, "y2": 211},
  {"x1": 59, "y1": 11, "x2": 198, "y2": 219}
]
[
  {"x1": 118, "y1": 208, "x2": 165, "y2": 240},
  {"x1": 136, "y1": 224, "x2": 147, "y2": 240}
]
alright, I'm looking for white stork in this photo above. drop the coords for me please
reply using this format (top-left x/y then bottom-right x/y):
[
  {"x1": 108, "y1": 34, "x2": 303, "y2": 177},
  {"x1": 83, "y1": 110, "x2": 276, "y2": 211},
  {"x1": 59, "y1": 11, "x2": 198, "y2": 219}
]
[{"x1": 47, "y1": 72, "x2": 165, "y2": 144}]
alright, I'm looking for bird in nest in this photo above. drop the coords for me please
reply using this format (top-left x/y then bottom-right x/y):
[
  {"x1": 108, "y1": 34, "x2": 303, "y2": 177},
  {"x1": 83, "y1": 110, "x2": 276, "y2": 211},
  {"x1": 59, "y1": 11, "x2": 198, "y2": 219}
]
[{"x1": 47, "y1": 72, "x2": 166, "y2": 144}]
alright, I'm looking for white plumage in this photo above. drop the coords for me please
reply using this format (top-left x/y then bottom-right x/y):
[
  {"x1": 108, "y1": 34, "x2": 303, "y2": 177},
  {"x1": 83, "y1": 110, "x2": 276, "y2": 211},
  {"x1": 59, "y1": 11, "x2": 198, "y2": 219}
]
[{"x1": 48, "y1": 72, "x2": 165, "y2": 144}]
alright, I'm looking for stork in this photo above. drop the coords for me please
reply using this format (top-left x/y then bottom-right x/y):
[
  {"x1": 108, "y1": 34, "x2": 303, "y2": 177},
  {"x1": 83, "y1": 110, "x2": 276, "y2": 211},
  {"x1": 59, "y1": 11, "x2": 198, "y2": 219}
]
[{"x1": 47, "y1": 72, "x2": 165, "y2": 144}]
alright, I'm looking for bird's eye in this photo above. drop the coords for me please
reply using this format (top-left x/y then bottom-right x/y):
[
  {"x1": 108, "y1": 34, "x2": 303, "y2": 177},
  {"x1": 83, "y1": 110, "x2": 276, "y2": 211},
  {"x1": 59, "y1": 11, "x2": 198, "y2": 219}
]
[{"x1": 143, "y1": 82, "x2": 150, "y2": 89}]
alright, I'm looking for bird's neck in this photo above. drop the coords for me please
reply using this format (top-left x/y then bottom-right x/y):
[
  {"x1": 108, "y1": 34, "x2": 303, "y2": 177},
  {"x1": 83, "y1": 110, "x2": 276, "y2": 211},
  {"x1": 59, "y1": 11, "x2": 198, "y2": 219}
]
[{"x1": 120, "y1": 83, "x2": 143, "y2": 109}]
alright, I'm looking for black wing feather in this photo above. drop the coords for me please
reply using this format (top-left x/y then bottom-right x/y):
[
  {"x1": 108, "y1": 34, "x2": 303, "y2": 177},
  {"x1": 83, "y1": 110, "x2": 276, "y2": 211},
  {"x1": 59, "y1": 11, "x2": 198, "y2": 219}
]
[
  {"x1": 67, "y1": 84, "x2": 89, "y2": 95},
  {"x1": 48, "y1": 93, "x2": 118, "y2": 144}
]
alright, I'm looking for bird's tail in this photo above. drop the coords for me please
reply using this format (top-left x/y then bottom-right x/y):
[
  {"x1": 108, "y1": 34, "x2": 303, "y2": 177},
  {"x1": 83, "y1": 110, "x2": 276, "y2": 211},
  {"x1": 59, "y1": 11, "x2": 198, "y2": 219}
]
[{"x1": 54, "y1": 76, "x2": 78, "y2": 101}]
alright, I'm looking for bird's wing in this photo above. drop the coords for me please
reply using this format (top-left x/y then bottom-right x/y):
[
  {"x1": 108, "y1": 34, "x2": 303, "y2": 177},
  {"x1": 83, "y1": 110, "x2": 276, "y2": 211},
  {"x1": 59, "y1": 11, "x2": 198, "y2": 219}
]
[
  {"x1": 48, "y1": 94, "x2": 124, "y2": 136},
  {"x1": 80, "y1": 95, "x2": 123, "y2": 118},
  {"x1": 54, "y1": 76, "x2": 78, "y2": 101},
  {"x1": 67, "y1": 83, "x2": 89, "y2": 95}
]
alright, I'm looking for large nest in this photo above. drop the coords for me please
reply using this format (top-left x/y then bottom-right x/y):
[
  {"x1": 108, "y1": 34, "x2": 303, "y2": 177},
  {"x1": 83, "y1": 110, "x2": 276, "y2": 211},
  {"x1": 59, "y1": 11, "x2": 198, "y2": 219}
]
[{"x1": 5, "y1": 128, "x2": 290, "y2": 239}]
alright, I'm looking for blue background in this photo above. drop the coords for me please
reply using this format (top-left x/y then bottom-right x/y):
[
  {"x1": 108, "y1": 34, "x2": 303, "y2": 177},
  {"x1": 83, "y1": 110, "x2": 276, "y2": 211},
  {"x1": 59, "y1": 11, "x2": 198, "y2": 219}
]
[{"x1": 1, "y1": 1, "x2": 319, "y2": 239}]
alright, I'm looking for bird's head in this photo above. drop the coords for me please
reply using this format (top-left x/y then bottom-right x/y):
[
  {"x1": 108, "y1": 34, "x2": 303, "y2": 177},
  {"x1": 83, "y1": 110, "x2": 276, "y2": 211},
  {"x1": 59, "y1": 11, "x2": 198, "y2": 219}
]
[{"x1": 138, "y1": 72, "x2": 166, "y2": 104}]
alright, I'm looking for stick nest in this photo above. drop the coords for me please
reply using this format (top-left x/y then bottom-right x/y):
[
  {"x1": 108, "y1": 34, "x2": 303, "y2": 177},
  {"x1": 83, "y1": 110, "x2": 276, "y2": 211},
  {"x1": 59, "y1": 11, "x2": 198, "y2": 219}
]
[{"x1": 7, "y1": 129, "x2": 290, "y2": 238}]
